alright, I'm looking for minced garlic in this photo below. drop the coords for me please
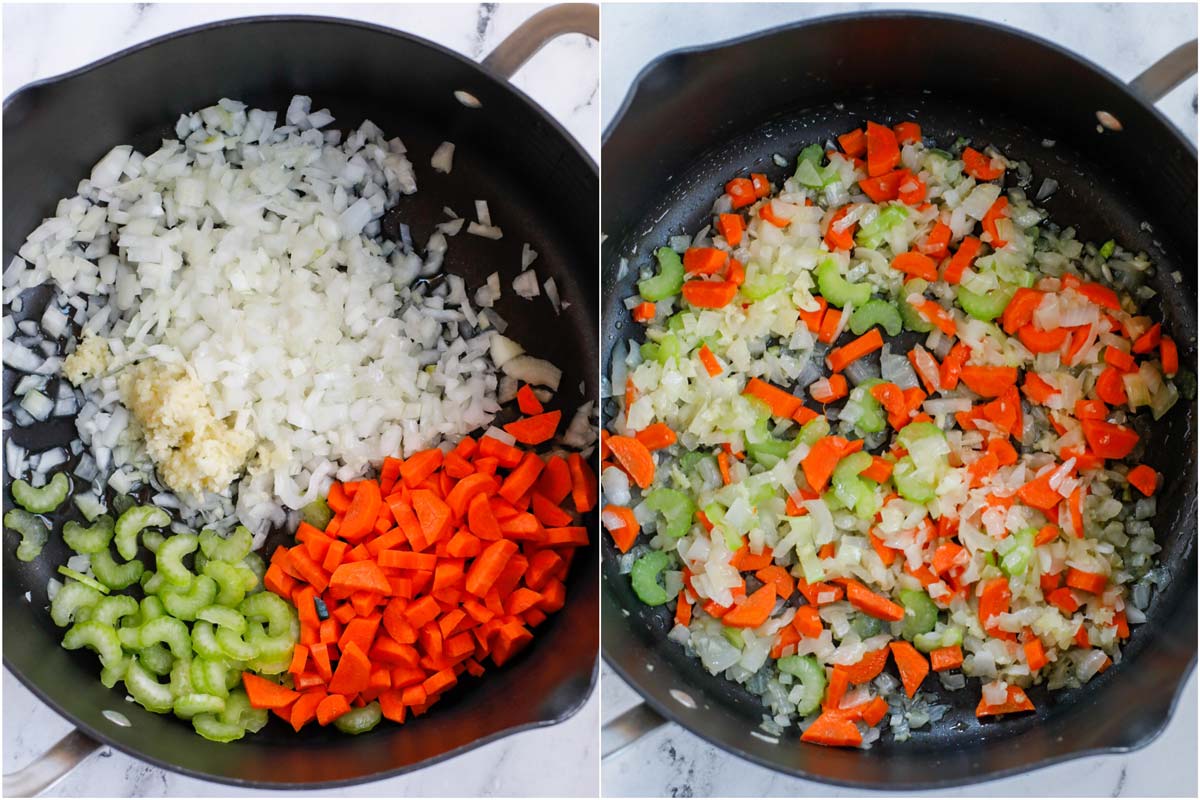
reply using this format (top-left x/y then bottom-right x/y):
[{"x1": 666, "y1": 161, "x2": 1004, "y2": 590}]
[
  {"x1": 62, "y1": 332, "x2": 111, "y2": 385},
  {"x1": 117, "y1": 360, "x2": 254, "y2": 495}
]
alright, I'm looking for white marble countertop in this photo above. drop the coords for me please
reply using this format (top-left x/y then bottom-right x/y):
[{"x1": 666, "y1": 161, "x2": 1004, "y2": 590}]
[
  {"x1": 601, "y1": 3, "x2": 1197, "y2": 798},
  {"x1": 2, "y1": 3, "x2": 598, "y2": 797}
]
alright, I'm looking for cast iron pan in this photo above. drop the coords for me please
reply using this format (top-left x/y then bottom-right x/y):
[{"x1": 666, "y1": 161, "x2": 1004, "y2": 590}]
[
  {"x1": 3, "y1": 9, "x2": 598, "y2": 792},
  {"x1": 601, "y1": 12, "x2": 1196, "y2": 789}
]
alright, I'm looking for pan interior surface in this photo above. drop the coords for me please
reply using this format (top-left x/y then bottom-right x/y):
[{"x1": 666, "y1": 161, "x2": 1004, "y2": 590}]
[
  {"x1": 4, "y1": 17, "x2": 598, "y2": 788},
  {"x1": 601, "y1": 13, "x2": 1195, "y2": 789}
]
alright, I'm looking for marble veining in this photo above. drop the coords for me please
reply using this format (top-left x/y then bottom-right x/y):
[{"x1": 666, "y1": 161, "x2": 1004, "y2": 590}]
[
  {"x1": 2, "y1": 3, "x2": 597, "y2": 797},
  {"x1": 600, "y1": 3, "x2": 1195, "y2": 798}
]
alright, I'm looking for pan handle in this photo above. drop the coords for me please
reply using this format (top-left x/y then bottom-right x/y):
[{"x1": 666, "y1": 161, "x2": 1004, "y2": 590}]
[
  {"x1": 601, "y1": 702, "x2": 669, "y2": 760},
  {"x1": 480, "y1": 3, "x2": 599, "y2": 80},
  {"x1": 1130, "y1": 39, "x2": 1197, "y2": 102},
  {"x1": 2, "y1": 728, "x2": 103, "y2": 797}
]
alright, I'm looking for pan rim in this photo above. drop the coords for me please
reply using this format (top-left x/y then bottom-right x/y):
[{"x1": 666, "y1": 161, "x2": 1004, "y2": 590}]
[
  {"x1": 4, "y1": 13, "x2": 599, "y2": 175},
  {"x1": 602, "y1": 8, "x2": 1197, "y2": 158},
  {"x1": 4, "y1": 10, "x2": 598, "y2": 791},
  {"x1": 600, "y1": 7, "x2": 1196, "y2": 790}
]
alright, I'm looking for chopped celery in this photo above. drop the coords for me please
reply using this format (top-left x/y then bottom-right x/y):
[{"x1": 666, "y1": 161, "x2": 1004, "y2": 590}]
[
  {"x1": 63, "y1": 515, "x2": 115, "y2": 554},
  {"x1": 799, "y1": 416, "x2": 830, "y2": 446},
  {"x1": 138, "y1": 644, "x2": 174, "y2": 676},
  {"x1": 638, "y1": 247, "x2": 685, "y2": 302},
  {"x1": 849, "y1": 299, "x2": 903, "y2": 336},
  {"x1": 157, "y1": 533, "x2": 199, "y2": 587},
  {"x1": 192, "y1": 621, "x2": 227, "y2": 660},
  {"x1": 851, "y1": 613, "x2": 883, "y2": 638},
  {"x1": 746, "y1": 419, "x2": 796, "y2": 467},
  {"x1": 914, "y1": 624, "x2": 965, "y2": 653},
  {"x1": 743, "y1": 273, "x2": 790, "y2": 301},
  {"x1": 644, "y1": 488, "x2": 696, "y2": 539},
  {"x1": 1000, "y1": 528, "x2": 1036, "y2": 577},
  {"x1": 898, "y1": 279, "x2": 934, "y2": 333},
  {"x1": 957, "y1": 283, "x2": 1016, "y2": 321},
  {"x1": 855, "y1": 205, "x2": 908, "y2": 249},
  {"x1": 1099, "y1": 239, "x2": 1116, "y2": 259},
  {"x1": 630, "y1": 550, "x2": 671, "y2": 606},
  {"x1": 91, "y1": 595, "x2": 139, "y2": 628},
  {"x1": 721, "y1": 627, "x2": 744, "y2": 648},
  {"x1": 892, "y1": 456, "x2": 936, "y2": 503},
  {"x1": 191, "y1": 656, "x2": 231, "y2": 698},
  {"x1": 91, "y1": 549, "x2": 145, "y2": 590},
  {"x1": 846, "y1": 380, "x2": 886, "y2": 436},
  {"x1": 6, "y1": 509, "x2": 49, "y2": 562},
  {"x1": 62, "y1": 620, "x2": 123, "y2": 668},
  {"x1": 114, "y1": 505, "x2": 171, "y2": 561},
  {"x1": 777, "y1": 654, "x2": 826, "y2": 716},
  {"x1": 50, "y1": 581, "x2": 104, "y2": 627},
  {"x1": 199, "y1": 526, "x2": 253, "y2": 564},
  {"x1": 161, "y1": 575, "x2": 219, "y2": 621},
  {"x1": 816, "y1": 259, "x2": 871, "y2": 308},
  {"x1": 216, "y1": 627, "x2": 258, "y2": 661},
  {"x1": 831, "y1": 451, "x2": 879, "y2": 518},
  {"x1": 797, "y1": 143, "x2": 824, "y2": 166},
  {"x1": 57, "y1": 566, "x2": 110, "y2": 594},
  {"x1": 140, "y1": 615, "x2": 192, "y2": 659},
  {"x1": 239, "y1": 591, "x2": 296, "y2": 639},
  {"x1": 11, "y1": 473, "x2": 70, "y2": 514},
  {"x1": 300, "y1": 497, "x2": 333, "y2": 530},
  {"x1": 203, "y1": 561, "x2": 252, "y2": 608},
  {"x1": 173, "y1": 693, "x2": 225, "y2": 720},
  {"x1": 196, "y1": 605, "x2": 247, "y2": 633},
  {"x1": 334, "y1": 701, "x2": 383, "y2": 735},
  {"x1": 655, "y1": 333, "x2": 682, "y2": 364},
  {"x1": 126, "y1": 658, "x2": 175, "y2": 713},
  {"x1": 899, "y1": 589, "x2": 939, "y2": 640},
  {"x1": 639, "y1": 342, "x2": 660, "y2": 362}
]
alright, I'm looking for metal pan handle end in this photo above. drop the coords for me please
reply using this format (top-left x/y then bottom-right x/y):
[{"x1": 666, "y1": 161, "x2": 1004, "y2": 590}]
[
  {"x1": 1131, "y1": 39, "x2": 1197, "y2": 102},
  {"x1": 482, "y1": 3, "x2": 599, "y2": 81},
  {"x1": 601, "y1": 702, "x2": 669, "y2": 760},
  {"x1": 2, "y1": 728, "x2": 103, "y2": 797}
]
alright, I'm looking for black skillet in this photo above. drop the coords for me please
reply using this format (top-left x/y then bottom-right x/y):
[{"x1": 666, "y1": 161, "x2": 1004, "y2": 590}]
[
  {"x1": 600, "y1": 12, "x2": 1197, "y2": 789},
  {"x1": 3, "y1": 7, "x2": 598, "y2": 793}
]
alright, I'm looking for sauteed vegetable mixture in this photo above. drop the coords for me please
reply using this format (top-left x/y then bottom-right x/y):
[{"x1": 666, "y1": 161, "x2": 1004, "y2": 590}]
[{"x1": 603, "y1": 120, "x2": 1183, "y2": 747}]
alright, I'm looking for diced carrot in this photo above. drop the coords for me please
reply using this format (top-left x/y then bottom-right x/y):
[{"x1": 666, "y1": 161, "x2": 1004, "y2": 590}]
[
  {"x1": 976, "y1": 685, "x2": 1035, "y2": 718},
  {"x1": 921, "y1": 220, "x2": 952, "y2": 259},
  {"x1": 504, "y1": 411, "x2": 562, "y2": 446},
  {"x1": 1024, "y1": 636, "x2": 1048, "y2": 672},
  {"x1": 828, "y1": 329, "x2": 884, "y2": 373},
  {"x1": 683, "y1": 247, "x2": 729, "y2": 275},
  {"x1": 1126, "y1": 464, "x2": 1158, "y2": 496},
  {"x1": 959, "y1": 366, "x2": 1018, "y2": 398},
  {"x1": 743, "y1": 377, "x2": 803, "y2": 419},
  {"x1": 606, "y1": 435, "x2": 655, "y2": 489},
  {"x1": 893, "y1": 121, "x2": 922, "y2": 144},
  {"x1": 1160, "y1": 335, "x2": 1178, "y2": 376},
  {"x1": 817, "y1": 307, "x2": 843, "y2": 345},
  {"x1": 316, "y1": 693, "x2": 351, "y2": 726},
  {"x1": 635, "y1": 422, "x2": 677, "y2": 451},
  {"x1": 725, "y1": 178, "x2": 756, "y2": 209},
  {"x1": 962, "y1": 147, "x2": 1004, "y2": 180},
  {"x1": 809, "y1": 374, "x2": 848, "y2": 404},
  {"x1": 1022, "y1": 372, "x2": 1059, "y2": 404},
  {"x1": 824, "y1": 206, "x2": 857, "y2": 251},
  {"x1": 865, "y1": 121, "x2": 900, "y2": 177},
  {"x1": 697, "y1": 344, "x2": 723, "y2": 376},
  {"x1": 843, "y1": 579, "x2": 904, "y2": 621},
  {"x1": 1080, "y1": 419, "x2": 1139, "y2": 460},
  {"x1": 681, "y1": 279, "x2": 737, "y2": 308},
  {"x1": 930, "y1": 645, "x2": 963, "y2": 672},
  {"x1": 722, "y1": 584, "x2": 777, "y2": 628},
  {"x1": 243, "y1": 672, "x2": 300, "y2": 709},
  {"x1": 860, "y1": 456, "x2": 893, "y2": 483},
  {"x1": 889, "y1": 641, "x2": 930, "y2": 698},
  {"x1": 800, "y1": 711, "x2": 862, "y2": 747},
  {"x1": 716, "y1": 213, "x2": 746, "y2": 246},
  {"x1": 603, "y1": 505, "x2": 640, "y2": 553},
  {"x1": 978, "y1": 577, "x2": 1011, "y2": 638},
  {"x1": 981, "y1": 196, "x2": 1009, "y2": 248},
  {"x1": 892, "y1": 251, "x2": 938, "y2": 282},
  {"x1": 800, "y1": 296, "x2": 828, "y2": 333},
  {"x1": 838, "y1": 128, "x2": 867, "y2": 158},
  {"x1": 842, "y1": 646, "x2": 891, "y2": 684},
  {"x1": 1065, "y1": 567, "x2": 1107, "y2": 594},
  {"x1": 942, "y1": 235, "x2": 982, "y2": 284}
]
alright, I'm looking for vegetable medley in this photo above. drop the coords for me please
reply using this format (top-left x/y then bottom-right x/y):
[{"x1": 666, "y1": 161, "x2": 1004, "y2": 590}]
[
  {"x1": 4, "y1": 95, "x2": 596, "y2": 741},
  {"x1": 604, "y1": 119, "x2": 1183, "y2": 747}
]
